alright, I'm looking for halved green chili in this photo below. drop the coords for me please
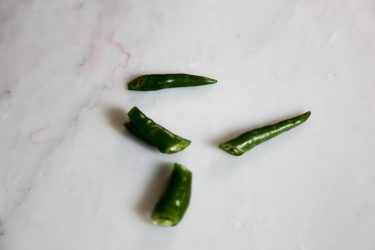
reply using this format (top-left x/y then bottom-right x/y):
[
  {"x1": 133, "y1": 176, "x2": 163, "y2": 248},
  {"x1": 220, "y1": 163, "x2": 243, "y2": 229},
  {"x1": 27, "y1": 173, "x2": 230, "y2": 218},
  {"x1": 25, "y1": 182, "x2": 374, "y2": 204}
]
[
  {"x1": 219, "y1": 111, "x2": 311, "y2": 156},
  {"x1": 128, "y1": 73, "x2": 217, "y2": 91},
  {"x1": 124, "y1": 106, "x2": 191, "y2": 154},
  {"x1": 151, "y1": 163, "x2": 192, "y2": 226}
]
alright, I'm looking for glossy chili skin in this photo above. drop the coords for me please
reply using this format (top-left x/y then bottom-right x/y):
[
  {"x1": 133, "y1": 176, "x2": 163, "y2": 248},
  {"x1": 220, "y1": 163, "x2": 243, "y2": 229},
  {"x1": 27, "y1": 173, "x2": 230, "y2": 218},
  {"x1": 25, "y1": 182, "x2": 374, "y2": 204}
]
[
  {"x1": 124, "y1": 106, "x2": 191, "y2": 154},
  {"x1": 127, "y1": 74, "x2": 217, "y2": 91},
  {"x1": 151, "y1": 163, "x2": 192, "y2": 227},
  {"x1": 219, "y1": 111, "x2": 311, "y2": 156}
]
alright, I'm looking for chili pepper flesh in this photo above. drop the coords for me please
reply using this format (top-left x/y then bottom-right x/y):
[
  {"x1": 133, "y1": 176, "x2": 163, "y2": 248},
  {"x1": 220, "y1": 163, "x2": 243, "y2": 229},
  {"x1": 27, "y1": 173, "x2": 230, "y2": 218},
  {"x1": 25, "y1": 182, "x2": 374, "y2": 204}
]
[
  {"x1": 124, "y1": 107, "x2": 191, "y2": 154},
  {"x1": 151, "y1": 163, "x2": 192, "y2": 226}
]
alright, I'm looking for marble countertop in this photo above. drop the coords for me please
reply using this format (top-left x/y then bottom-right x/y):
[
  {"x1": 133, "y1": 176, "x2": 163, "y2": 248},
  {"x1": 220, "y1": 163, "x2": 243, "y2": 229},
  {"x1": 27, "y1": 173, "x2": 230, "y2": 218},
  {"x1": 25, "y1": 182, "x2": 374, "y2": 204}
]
[{"x1": 1, "y1": 0, "x2": 375, "y2": 249}]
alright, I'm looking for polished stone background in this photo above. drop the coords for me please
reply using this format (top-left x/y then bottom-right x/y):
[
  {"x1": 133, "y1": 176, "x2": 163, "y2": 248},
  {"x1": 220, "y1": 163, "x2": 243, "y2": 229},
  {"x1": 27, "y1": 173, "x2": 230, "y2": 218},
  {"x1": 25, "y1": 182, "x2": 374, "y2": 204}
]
[{"x1": 0, "y1": 0, "x2": 374, "y2": 249}]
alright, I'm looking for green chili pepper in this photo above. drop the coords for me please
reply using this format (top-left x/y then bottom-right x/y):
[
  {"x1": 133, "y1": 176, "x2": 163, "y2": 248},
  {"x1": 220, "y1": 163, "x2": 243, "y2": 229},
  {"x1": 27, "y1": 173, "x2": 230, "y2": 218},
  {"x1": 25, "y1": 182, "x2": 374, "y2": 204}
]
[
  {"x1": 151, "y1": 163, "x2": 192, "y2": 226},
  {"x1": 124, "y1": 106, "x2": 191, "y2": 154},
  {"x1": 219, "y1": 111, "x2": 311, "y2": 156},
  {"x1": 127, "y1": 73, "x2": 217, "y2": 91}
]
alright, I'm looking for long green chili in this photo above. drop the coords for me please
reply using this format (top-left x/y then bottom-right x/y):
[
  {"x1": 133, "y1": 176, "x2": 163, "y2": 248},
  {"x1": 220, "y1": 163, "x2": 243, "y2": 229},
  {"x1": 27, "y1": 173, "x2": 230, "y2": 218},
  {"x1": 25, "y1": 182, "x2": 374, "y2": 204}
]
[
  {"x1": 219, "y1": 111, "x2": 311, "y2": 156},
  {"x1": 127, "y1": 74, "x2": 217, "y2": 91},
  {"x1": 124, "y1": 106, "x2": 191, "y2": 154}
]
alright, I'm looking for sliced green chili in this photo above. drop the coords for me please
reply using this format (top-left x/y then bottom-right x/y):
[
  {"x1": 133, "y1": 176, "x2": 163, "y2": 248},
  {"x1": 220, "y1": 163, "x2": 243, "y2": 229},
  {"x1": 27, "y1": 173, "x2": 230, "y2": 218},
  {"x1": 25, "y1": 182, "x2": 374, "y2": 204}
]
[
  {"x1": 124, "y1": 106, "x2": 191, "y2": 154},
  {"x1": 219, "y1": 111, "x2": 311, "y2": 156},
  {"x1": 127, "y1": 73, "x2": 217, "y2": 91},
  {"x1": 151, "y1": 163, "x2": 192, "y2": 226}
]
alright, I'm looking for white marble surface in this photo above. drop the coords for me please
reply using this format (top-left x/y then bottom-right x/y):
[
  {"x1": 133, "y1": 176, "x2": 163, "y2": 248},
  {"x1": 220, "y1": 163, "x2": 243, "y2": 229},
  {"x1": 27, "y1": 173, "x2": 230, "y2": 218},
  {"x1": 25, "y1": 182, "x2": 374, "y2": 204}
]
[{"x1": 1, "y1": 0, "x2": 375, "y2": 249}]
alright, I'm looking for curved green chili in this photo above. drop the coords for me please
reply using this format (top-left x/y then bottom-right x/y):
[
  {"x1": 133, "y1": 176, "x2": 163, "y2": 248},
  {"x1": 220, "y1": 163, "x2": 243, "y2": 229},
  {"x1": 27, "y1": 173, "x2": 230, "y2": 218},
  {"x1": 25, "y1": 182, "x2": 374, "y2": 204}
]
[
  {"x1": 151, "y1": 163, "x2": 192, "y2": 226},
  {"x1": 127, "y1": 73, "x2": 217, "y2": 91},
  {"x1": 219, "y1": 111, "x2": 311, "y2": 156},
  {"x1": 124, "y1": 106, "x2": 191, "y2": 154}
]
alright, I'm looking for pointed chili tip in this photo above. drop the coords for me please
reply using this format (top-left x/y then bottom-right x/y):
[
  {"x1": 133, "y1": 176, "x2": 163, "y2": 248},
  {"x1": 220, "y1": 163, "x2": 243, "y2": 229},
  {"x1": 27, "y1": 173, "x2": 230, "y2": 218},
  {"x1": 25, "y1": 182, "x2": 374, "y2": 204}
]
[
  {"x1": 204, "y1": 77, "x2": 217, "y2": 84},
  {"x1": 301, "y1": 111, "x2": 311, "y2": 122}
]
